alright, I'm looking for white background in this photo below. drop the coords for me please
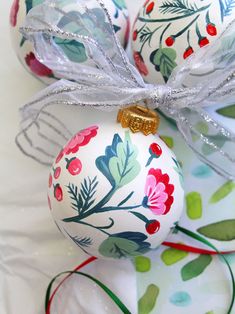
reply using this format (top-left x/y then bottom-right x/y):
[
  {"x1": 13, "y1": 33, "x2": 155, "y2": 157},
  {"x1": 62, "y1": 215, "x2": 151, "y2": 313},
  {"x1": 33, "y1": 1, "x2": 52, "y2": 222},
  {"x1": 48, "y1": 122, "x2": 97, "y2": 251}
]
[{"x1": 0, "y1": 0, "x2": 143, "y2": 313}]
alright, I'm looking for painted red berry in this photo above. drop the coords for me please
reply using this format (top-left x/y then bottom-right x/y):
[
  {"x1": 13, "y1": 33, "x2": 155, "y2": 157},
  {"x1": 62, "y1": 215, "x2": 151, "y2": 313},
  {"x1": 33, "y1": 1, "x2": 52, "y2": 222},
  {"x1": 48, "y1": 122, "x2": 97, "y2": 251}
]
[
  {"x1": 54, "y1": 184, "x2": 63, "y2": 202},
  {"x1": 199, "y1": 37, "x2": 209, "y2": 48},
  {"x1": 165, "y1": 36, "x2": 175, "y2": 47},
  {"x1": 54, "y1": 167, "x2": 61, "y2": 179},
  {"x1": 146, "y1": 2, "x2": 154, "y2": 14},
  {"x1": 55, "y1": 150, "x2": 64, "y2": 164},
  {"x1": 48, "y1": 173, "x2": 52, "y2": 188},
  {"x1": 66, "y1": 157, "x2": 82, "y2": 176},
  {"x1": 149, "y1": 143, "x2": 162, "y2": 157},
  {"x1": 183, "y1": 46, "x2": 194, "y2": 59},
  {"x1": 145, "y1": 220, "x2": 160, "y2": 235},
  {"x1": 206, "y1": 23, "x2": 217, "y2": 36},
  {"x1": 133, "y1": 30, "x2": 138, "y2": 41}
]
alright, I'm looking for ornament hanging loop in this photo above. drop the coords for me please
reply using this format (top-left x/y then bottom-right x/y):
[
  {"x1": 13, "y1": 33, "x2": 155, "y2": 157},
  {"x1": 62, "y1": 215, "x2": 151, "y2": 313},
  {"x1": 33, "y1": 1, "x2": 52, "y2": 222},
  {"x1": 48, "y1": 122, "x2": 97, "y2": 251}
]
[{"x1": 117, "y1": 105, "x2": 160, "y2": 135}]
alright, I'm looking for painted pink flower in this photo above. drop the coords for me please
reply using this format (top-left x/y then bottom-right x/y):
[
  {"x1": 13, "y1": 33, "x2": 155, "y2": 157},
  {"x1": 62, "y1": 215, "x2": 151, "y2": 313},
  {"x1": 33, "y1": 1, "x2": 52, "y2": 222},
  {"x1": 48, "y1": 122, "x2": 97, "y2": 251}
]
[
  {"x1": 133, "y1": 51, "x2": 149, "y2": 76},
  {"x1": 25, "y1": 52, "x2": 53, "y2": 77},
  {"x1": 63, "y1": 126, "x2": 99, "y2": 155},
  {"x1": 143, "y1": 168, "x2": 174, "y2": 215},
  {"x1": 10, "y1": 0, "x2": 19, "y2": 27}
]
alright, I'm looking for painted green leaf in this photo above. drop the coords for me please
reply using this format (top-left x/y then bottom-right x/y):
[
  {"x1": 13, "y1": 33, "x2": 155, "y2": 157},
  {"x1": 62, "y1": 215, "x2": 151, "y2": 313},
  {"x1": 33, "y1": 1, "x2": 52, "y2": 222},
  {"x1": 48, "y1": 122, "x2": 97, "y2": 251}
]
[
  {"x1": 99, "y1": 232, "x2": 151, "y2": 258},
  {"x1": 216, "y1": 104, "x2": 235, "y2": 118},
  {"x1": 181, "y1": 255, "x2": 212, "y2": 281},
  {"x1": 186, "y1": 192, "x2": 202, "y2": 220},
  {"x1": 160, "y1": 135, "x2": 174, "y2": 148},
  {"x1": 210, "y1": 181, "x2": 235, "y2": 203},
  {"x1": 161, "y1": 247, "x2": 188, "y2": 265},
  {"x1": 96, "y1": 132, "x2": 140, "y2": 188},
  {"x1": 138, "y1": 284, "x2": 159, "y2": 314},
  {"x1": 197, "y1": 220, "x2": 235, "y2": 241},
  {"x1": 135, "y1": 256, "x2": 151, "y2": 272},
  {"x1": 54, "y1": 38, "x2": 87, "y2": 63},
  {"x1": 150, "y1": 48, "x2": 177, "y2": 82}
]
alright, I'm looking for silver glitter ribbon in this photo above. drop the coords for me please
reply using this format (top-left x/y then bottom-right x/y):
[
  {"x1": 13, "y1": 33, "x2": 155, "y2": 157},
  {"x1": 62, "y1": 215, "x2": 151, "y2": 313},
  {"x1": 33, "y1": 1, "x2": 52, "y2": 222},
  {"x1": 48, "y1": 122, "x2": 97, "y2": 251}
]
[{"x1": 16, "y1": 0, "x2": 235, "y2": 179}]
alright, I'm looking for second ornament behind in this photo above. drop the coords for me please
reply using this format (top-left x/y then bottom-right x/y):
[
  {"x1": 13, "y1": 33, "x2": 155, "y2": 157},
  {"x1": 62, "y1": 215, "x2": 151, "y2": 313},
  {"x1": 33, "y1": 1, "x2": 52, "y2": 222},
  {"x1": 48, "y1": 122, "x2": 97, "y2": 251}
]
[
  {"x1": 132, "y1": 0, "x2": 235, "y2": 84},
  {"x1": 10, "y1": 0, "x2": 130, "y2": 84}
]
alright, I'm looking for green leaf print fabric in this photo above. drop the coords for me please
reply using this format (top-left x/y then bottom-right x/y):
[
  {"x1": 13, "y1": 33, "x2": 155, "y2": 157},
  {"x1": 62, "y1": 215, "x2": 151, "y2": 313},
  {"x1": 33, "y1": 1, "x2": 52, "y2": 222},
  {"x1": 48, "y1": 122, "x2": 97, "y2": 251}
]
[{"x1": 135, "y1": 108, "x2": 235, "y2": 314}]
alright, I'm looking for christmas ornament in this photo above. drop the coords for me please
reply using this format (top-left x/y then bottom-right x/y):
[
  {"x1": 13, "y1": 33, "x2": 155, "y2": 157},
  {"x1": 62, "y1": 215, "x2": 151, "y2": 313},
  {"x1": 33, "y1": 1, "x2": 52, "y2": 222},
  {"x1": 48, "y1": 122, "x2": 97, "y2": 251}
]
[
  {"x1": 10, "y1": 0, "x2": 130, "y2": 84},
  {"x1": 132, "y1": 0, "x2": 235, "y2": 84},
  {"x1": 47, "y1": 106, "x2": 184, "y2": 259}
]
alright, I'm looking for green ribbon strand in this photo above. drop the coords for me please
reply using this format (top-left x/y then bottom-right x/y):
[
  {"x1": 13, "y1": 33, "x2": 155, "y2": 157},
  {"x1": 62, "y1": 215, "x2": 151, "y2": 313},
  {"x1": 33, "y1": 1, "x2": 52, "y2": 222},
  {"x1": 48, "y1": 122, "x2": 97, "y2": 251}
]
[
  {"x1": 175, "y1": 224, "x2": 235, "y2": 314},
  {"x1": 45, "y1": 270, "x2": 131, "y2": 314}
]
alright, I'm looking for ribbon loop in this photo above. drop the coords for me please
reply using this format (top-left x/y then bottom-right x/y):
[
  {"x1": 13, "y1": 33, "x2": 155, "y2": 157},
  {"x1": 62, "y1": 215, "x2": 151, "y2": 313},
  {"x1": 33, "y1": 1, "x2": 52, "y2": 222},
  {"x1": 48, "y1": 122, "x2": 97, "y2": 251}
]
[{"x1": 17, "y1": 0, "x2": 235, "y2": 179}]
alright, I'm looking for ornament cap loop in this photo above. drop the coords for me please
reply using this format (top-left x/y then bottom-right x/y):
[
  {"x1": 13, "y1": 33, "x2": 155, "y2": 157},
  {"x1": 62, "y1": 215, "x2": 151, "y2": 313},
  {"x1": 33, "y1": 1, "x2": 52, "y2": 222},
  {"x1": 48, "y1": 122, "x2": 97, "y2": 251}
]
[{"x1": 117, "y1": 105, "x2": 160, "y2": 136}]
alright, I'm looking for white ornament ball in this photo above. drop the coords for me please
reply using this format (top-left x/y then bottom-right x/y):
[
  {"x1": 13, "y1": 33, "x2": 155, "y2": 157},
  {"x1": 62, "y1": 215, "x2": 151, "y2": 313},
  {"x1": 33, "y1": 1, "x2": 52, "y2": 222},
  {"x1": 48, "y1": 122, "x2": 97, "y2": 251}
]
[
  {"x1": 47, "y1": 123, "x2": 184, "y2": 259},
  {"x1": 10, "y1": 0, "x2": 130, "y2": 84},
  {"x1": 132, "y1": 0, "x2": 235, "y2": 84}
]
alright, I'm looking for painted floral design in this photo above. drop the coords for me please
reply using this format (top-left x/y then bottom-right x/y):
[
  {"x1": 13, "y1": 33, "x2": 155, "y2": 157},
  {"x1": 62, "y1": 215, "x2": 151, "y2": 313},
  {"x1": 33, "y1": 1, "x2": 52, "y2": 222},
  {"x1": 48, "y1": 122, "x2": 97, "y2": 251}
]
[
  {"x1": 25, "y1": 52, "x2": 53, "y2": 77},
  {"x1": 143, "y1": 168, "x2": 174, "y2": 215},
  {"x1": 133, "y1": 0, "x2": 235, "y2": 82},
  {"x1": 63, "y1": 126, "x2": 98, "y2": 155},
  {"x1": 133, "y1": 51, "x2": 149, "y2": 76},
  {"x1": 10, "y1": 0, "x2": 20, "y2": 27}
]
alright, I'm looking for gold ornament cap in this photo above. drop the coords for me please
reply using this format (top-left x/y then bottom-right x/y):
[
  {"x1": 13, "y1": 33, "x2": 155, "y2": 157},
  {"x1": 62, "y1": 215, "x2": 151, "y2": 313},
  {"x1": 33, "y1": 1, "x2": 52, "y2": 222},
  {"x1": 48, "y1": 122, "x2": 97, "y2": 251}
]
[{"x1": 117, "y1": 105, "x2": 160, "y2": 136}]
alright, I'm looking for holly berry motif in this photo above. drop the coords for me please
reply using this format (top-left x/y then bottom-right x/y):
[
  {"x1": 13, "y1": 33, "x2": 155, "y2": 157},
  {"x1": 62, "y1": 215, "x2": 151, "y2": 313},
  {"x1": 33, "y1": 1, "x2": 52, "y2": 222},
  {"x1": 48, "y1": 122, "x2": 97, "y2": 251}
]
[
  {"x1": 132, "y1": 29, "x2": 138, "y2": 41},
  {"x1": 53, "y1": 167, "x2": 61, "y2": 179},
  {"x1": 198, "y1": 37, "x2": 209, "y2": 48},
  {"x1": 54, "y1": 184, "x2": 63, "y2": 202},
  {"x1": 206, "y1": 23, "x2": 217, "y2": 36},
  {"x1": 66, "y1": 157, "x2": 82, "y2": 176},
  {"x1": 133, "y1": 0, "x2": 231, "y2": 83},
  {"x1": 48, "y1": 173, "x2": 53, "y2": 188},
  {"x1": 183, "y1": 46, "x2": 194, "y2": 59},
  {"x1": 165, "y1": 36, "x2": 175, "y2": 47},
  {"x1": 55, "y1": 150, "x2": 64, "y2": 164},
  {"x1": 146, "y1": 2, "x2": 154, "y2": 14},
  {"x1": 145, "y1": 220, "x2": 160, "y2": 235},
  {"x1": 146, "y1": 143, "x2": 162, "y2": 167}
]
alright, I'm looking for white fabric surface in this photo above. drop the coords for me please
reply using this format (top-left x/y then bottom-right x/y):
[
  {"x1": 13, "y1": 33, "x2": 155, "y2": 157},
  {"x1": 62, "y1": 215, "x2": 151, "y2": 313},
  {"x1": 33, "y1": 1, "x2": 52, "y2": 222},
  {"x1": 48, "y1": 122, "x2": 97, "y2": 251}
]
[{"x1": 0, "y1": 1, "x2": 143, "y2": 313}]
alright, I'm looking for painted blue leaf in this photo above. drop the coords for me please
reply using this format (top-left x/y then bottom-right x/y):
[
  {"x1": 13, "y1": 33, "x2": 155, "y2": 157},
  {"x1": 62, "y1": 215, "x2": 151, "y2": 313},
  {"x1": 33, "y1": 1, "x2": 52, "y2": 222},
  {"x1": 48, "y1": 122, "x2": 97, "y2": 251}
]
[
  {"x1": 192, "y1": 164, "x2": 213, "y2": 178},
  {"x1": 113, "y1": 24, "x2": 121, "y2": 33},
  {"x1": 170, "y1": 291, "x2": 192, "y2": 307},
  {"x1": 96, "y1": 134, "x2": 122, "y2": 187},
  {"x1": 96, "y1": 132, "x2": 140, "y2": 188}
]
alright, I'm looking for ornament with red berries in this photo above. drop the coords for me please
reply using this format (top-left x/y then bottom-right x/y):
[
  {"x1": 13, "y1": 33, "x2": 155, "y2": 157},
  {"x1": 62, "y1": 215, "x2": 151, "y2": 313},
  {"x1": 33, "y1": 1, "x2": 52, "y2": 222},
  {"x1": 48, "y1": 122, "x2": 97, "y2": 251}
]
[
  {"x1": 47, "y1": 106, "x2": 185, "y2": 259},
  {"x1": 10, "y1": 0, "x2": 130, "y2": 84},
  {"x1": 132, "y1": 0, "x2": 235, "y2": 84}
]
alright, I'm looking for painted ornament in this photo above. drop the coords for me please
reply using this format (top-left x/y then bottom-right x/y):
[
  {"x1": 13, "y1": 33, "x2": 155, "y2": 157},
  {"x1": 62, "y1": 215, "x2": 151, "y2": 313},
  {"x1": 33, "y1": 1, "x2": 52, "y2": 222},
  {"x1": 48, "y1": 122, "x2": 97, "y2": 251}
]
[
  {"x1": 132, "y1": 0, "x2": 235, "y2": 84},
  {"x1": 47, "y1": 111, "x2": 184, "y2": 259},
  {"x1": 10, "y1": 0, "x2": 130, "y2": 84}
]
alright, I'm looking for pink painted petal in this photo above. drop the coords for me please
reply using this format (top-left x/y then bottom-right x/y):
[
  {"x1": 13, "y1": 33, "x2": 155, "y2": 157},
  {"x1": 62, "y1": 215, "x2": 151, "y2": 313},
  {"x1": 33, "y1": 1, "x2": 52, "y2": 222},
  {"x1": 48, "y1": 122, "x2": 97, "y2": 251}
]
[
  {"x1": 144, "y1": 175, "x2": 156, "y2": 196},
  {"x1": 150, "y1": 203, "x2": 167, "y2": 215}
]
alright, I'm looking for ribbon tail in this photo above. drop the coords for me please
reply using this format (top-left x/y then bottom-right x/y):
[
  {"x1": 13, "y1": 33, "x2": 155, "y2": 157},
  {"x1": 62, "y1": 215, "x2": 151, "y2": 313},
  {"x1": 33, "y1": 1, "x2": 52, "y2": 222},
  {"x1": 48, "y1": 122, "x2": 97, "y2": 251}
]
[
  {"x1": 15, "y1": 79, "x2": 152, "y2": 165},
  {"x1": 175, "y1": 107, "x2": 235, "y2": 180}
]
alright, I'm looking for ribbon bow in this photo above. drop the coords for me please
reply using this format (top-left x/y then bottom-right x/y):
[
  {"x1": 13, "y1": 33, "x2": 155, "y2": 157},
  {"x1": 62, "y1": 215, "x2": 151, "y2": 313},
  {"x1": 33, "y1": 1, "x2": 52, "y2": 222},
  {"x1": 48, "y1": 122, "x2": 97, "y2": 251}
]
[{"x1": 16, "y1": 0, "x2": 235, "y2": 179}]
